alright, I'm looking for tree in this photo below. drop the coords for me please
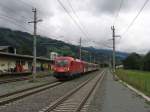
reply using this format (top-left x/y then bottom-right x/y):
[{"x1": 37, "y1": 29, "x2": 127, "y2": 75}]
[
  {"x1": 143, "y1": 52, "x2": 150, "y2": 71},
  {"x1": 123, "y1": 53, "x2": 141, "y2": 70}
]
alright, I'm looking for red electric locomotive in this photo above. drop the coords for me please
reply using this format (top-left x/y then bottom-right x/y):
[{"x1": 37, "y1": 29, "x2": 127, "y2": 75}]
[{"x1": 53, "y1": 56, "x2": 98, "y2": 80}]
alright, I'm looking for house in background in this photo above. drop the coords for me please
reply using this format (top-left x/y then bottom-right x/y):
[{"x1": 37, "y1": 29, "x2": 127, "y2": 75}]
[
  {"x1": 0, "y1": 46, "x2": 16, "y2": 54},
  {"x1": 0, "y1": 52, "x2": 53, "y2": 74},
  {"x1": 50, "y1": 52, "x2": 58, "y2": 60}
]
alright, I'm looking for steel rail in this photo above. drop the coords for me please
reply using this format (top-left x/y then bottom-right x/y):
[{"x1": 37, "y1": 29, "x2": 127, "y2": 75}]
[
  {"x1": 74, "y1": 70, "x2": 105, "y2": 112},
  {"x1": 40, "y1": 70, "x2": 105, "y2": 112},
  {"x1": 0, "y1": 81, "x2": 63, "y2": 106}
]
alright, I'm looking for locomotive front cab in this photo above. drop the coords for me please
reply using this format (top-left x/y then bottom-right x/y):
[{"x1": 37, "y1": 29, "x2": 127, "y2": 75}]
[
  {"x1": 53, "y1": 58, "x2": 71, "y2": 79},
  {"x1": 55, "y1": 59, "x2": 70, "y2": 72}
]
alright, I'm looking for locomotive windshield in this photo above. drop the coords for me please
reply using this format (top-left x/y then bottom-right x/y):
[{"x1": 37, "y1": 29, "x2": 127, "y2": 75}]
[{"x1": 55, "y1": 60, "x2": 69, "y2": 67}]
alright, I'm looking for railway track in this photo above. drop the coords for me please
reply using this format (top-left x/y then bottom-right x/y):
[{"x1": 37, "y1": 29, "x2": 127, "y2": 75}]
[
  {"x1": 39, "y1": 70, "x2": 105, "y2": 112},
  {"x1": 0, "y1": 81, "x2": 63, "y2": 106},
  {"x1": 0, "y1": 75, "x2": 51, "y2": 84},
  {"x1": 0, "y1": 76, "x2": 29, "y2": 84}
]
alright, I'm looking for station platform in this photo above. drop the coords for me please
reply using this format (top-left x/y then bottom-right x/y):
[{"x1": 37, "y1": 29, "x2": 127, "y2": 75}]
[{"x1": 87, "y1": 70, "x2": 150, "y2": 112}]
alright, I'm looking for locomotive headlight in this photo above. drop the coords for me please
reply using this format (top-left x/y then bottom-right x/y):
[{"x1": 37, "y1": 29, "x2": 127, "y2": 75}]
[
  {"x1": 64, "y1": 68, "x2": 67, "y2": 71},
  {"x1": 64, "y1": 67, "x2": 69, "y2": 71},
  {"x1": 53, "y1": 68, "x2": 56, "y2": 71},
  {"x1": 67, "y1": 67, "x2": 69, "y2": 71}
]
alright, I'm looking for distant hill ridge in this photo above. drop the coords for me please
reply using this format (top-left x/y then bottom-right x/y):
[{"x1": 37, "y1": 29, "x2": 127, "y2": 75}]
[{"x1": 0, "y1": 27, "x2": 128, "y2": 63}]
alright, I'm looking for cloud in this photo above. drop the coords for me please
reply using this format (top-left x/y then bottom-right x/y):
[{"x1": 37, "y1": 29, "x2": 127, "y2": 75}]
[{"x1": 0, "y1": 0, "x2": 149, "y2": 54}]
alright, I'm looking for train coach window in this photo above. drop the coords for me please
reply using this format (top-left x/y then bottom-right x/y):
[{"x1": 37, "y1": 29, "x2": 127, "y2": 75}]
[{"x1": 56, "y1": 60, "x2": 68, "y2": 67}]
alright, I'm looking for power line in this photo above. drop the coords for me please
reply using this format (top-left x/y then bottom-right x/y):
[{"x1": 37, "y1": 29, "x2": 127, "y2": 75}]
[
  {"x1": 92, "y1": 40, "x2": 113, "y2": 49},
  {"x1": 0, "y1": 0, "x2": 90, "y2": 45},
  {"x1": 66, "y1": 0, "x2": 80, "y2": 22},
  {"x1": 20, "y1": 0, "x2": 35, "y2": 8},
  {"x1": 66, "y1": 0, "x2": 90, "y2": 40},
  {"x1": 0, "y1": 0, "x2": 93, "y2": 47},
  {"x1": 0, "y1": 15, "x2": 31, "y2": 32},
  {"x1": 28, "y1": 8, "x2": 42, "y2": 81},
  {"x1": 57, "y1": 0, "x2": 89, "y2": 39},
  {"x1": 67, "y1": 0, "x2": 111, "y2": 44},
  {"x1": 0, "y1": 2, "x2": 35, "y2": 31},
  {"x1": 0, "y1": 3, "x2": 59, "y2": 38},
  {"x1": 113, "y1": 0, "x2": 124, "y2": 26},
  {"x1": 19, "y1": 0, "x2": 43, "y2": 13},
  {"x1": 0, "y1": 1, "x2": 32, "y2": 20},
  {"x1": 0, "y1": 1, "x2": 64, "y2": 41},
  {"x1": 0, "y1": 12, "x2": 30, "y2": 27},
  {"x1": 18, "y1": 0, "x2": 54, "y2": 34},
  {"x1": 0, "y1": 3, "x2": 37, "y2": 33},
  {"x1": 122, "y1": 0, "x2": 149, "y2": 36}
]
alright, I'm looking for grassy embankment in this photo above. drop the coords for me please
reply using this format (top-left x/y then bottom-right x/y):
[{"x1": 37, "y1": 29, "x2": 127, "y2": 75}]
[{"x1": 115, "y1": 69, "x2": 150, "y2": 97}]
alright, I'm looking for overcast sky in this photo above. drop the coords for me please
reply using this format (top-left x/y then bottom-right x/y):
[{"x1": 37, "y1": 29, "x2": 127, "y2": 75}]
[{"x1": 0, "y1": 0, "x2": 149, "y2": 54}]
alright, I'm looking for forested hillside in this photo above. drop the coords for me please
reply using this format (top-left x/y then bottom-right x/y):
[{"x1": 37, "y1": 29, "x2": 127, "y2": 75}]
[{"x1": 0, "y1": 27, "x2": 128, "y2": 64}]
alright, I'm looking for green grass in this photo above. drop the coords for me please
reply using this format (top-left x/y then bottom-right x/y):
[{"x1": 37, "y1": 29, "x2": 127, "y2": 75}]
[{"x1": 115, "y1": 69, "x2": 150, "y2": 97}]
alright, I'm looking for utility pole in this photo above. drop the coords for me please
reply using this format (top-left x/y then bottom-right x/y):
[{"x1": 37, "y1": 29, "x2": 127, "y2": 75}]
[
  {"x1": 93, "y1": 56, "x2": 95, "y2": 63},
  {"x1": 111, "y1": 26, "x2": 116, "y2": 72},
  {"x1": 109, "y1": 54, "x2": 112, "y2": 69},
  {"x1": 28, "y1": 8, "x2": 42, "y2": 81},
  {"x1": 111, "y1": 26, "x2": 120, "y2": 72},
  {"x1": 79, "y1": 37, "x2": 82, "y2": 60},
  {"x1": 89, "y1": 53, "x2": 92, "y2": 63}
]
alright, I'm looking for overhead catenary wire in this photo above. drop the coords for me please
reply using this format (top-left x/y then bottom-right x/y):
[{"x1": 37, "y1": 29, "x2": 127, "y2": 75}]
[
  {"x1": 66, "y1": 0, "x2": 80, "y2": 23},
  {"x1": 0, "y1": 3, "x2": 31, "y2": 32},
  {"x1": 20, "y1": 0, "x2": 82, "y2": 42},
  {"x1": 122, "y1": 0, "x2": 149, "y2": 36},
  {"x1": 0, "y1": 15, "x2": 31, "y2": 32},
  {"x1": 66, "y1": 0, "x2": 91, "y2": 40},
  {"x1": 0, "y1": 0, "x2": 90, "y2": 46},
  {"x1": 113, "y1": 0, "x2": 124, "y2": 26},
  {"x1": 0, "y1": 1, "x2": 33, "y2": 20},
  {"x1": 57, "y1": 0, "x2": 89, "y2": 39},
  {"x1": 17, "y1": 0, "x2": 99, "y2": 48},
  {"x1": 0, "y1": 1, "x2": 34, "y2": 32},
  {"x1": 19, "y1": 0, "x2": 43, "y2": 14},
  {"x1": 67, "y1": 0, "x2": 112, "y2": 44},
  {"x1": 92, "y1": 40, "x2": 113, "y2": 49},
  {"x1": 0, "y1": 0, "x2": 72, "y2": 44},
  {"x1": 0, "y1": 12, "x2": 32, "y2": 29},
  {"x1": 0, "y1": 8, "x2": 44, "y2": 35},
  {"x1": 0, "y1": 1, "x2": 59, "y2": 39},
  {"x1": 20, "y1": 0, "x2": 35, "y2": 9},
  {"x1": 0, "y1": 0, "x2": 104, "y2": 48}
]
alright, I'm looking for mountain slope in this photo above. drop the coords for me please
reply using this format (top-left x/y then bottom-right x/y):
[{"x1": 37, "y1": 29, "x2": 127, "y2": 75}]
[{"x1": 0, "y1": 27, "x2": 128, "y2": 64}]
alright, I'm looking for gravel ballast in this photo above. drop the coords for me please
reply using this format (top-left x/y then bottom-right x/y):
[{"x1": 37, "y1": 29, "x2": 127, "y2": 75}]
[
  {"x1": 0, "y1": 76, "x2": 57, "y2": 96},
  {"x1": 0, "y1": 71, "x2": 100, "y2": 112}
]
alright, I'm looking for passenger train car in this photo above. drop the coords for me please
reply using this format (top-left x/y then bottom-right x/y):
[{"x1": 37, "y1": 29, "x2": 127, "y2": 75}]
[{"x1": 53, "y1": 56, "x2": 99, "y2": 80}]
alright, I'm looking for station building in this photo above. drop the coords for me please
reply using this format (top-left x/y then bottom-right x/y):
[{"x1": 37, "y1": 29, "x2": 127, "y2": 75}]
[{"x1": 0, "y1": 51, "x2": 53, "y2": 74}]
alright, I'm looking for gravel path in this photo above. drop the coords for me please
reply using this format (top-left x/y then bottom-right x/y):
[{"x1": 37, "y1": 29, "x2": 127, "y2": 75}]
[
  {"x1": 0, "y1": 71, "x2": 100, "y2": 112},
  {"x1": 0, "y1": 76, "x2": 57, "y2": 96},
  {"x1": 87, "y1": 69, "x2": 150, "y2": 112}
]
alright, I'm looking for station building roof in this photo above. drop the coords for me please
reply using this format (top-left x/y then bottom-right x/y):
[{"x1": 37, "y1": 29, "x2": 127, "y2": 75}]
[
  {"x1": 0, "y1": 52, "x2": 53, "y2": 62},
  {"x1": 0, "y1": 46, "x2": 10, "y2": 50}
]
